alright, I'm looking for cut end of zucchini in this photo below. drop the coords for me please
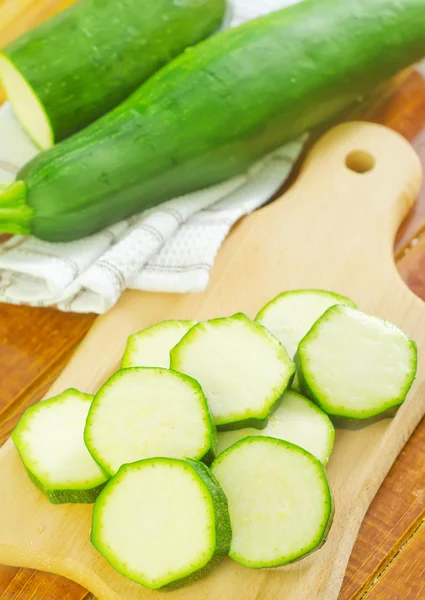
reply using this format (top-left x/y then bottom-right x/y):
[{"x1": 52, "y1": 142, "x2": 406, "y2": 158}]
[
  {"x1": 298, "y1": 305, "x2": 417, "y2": 420},
  {"x1": 212, "y1": 436, "x2": 333, "y2": 568},
  {"x1": 122, "y1": 320, "x2": 196, "y2": 369},
  {"x1": 0, "y1": 181, "x2": 33, "y2": 236},
  {"x1": 12, "y1": 389, "x2": 107, "y2": 504},
  {"x1": 170, "y1": 313, "x2": 295, "y2": 429},
  {"x1": 85, "y1": 367, "x2": 215, "y2": 476},
  {"x1": 91, "y1": 458, "x2": 231, "y2": 590},
  {"x1": 217, "y1": 390, "x2": 335, "y2": 465},
  {"x1": 256, "y1": 289, "x2": 357, "y2": 359},
  {"x1": 0, "y1": 53, "x2": 53, "y2": 150}
]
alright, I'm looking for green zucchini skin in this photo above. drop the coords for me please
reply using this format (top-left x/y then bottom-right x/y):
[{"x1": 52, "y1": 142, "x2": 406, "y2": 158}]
[
  {"x1": 294, "y1": 348, "x2": 416, "y2": 426},
  {"x1": 91, "y1": 458, "x2": 232, "y2": 589},
  {"x1": 6, "y1": 0, "x2": 425, "y2": 241},
  {"x1": 163, "y1": 459, "x2": 232, "y2": 591},
  {"x1": 25, "y1": 467, "x2": 106, "y2": 504},
  {"x1": 12, "y1": 388, "x2": 108, "y2": 504},
  {"x1": 1, "y1": 0, "x2": 226, "y2": 144},
  {"x1": 294, "y1": 305, "x2": 418, "y2": 424},
  {"x1": 212, "y1": 436, "x2": 334, "y2": 568}
]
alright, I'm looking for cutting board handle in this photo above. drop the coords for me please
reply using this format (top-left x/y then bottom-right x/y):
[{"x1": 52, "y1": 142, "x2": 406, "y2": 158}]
[{"x1": 258, "y1": 121, "x2": 422, "y2": 252}]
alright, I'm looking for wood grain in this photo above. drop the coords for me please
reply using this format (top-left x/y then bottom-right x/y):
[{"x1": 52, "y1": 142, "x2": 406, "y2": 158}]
[
  {"x1": 0, "y1": 566, "x2": 89, "y2": 600},
  {"x1": 2, "y1": 2, "x2": 425, "y2": 600},
  {"x1": 340, "y1": 414, "x2": 425, "y2": 599},
  {"x1": 0, "y1": 304, "x2": 93, "y2": 412},
  {"x1": 363, "y1": 514, "x2": 425, "y2": 599}
]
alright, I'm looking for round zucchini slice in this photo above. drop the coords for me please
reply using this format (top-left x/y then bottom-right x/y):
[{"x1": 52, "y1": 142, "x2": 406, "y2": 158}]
[
  {"x1": 12, "y1": 389, "x2": 107, "y2": 504},
  {"x1": 170, "y1": 313, "x2": 295, "y2": 430},
  {"x1": 121, "y1": 320, "x2": 196, "y2": 369},
  {"x1": 296, "y1": 304, "x2": 417, "y2": 421},
  {"x1": 217, "y1": 390, "x2": 335, "y2": 465},
  {"x1": 85, "y1": 367, "x2": 216, "y2": 476},
  {"x1": 256, "y1": 289, "x2": 356, "y2": 390},
  {"x1": 212, "y1": 436, "x2": 333, "y2": 568},
  {"x1": 256, "y1": 289, "x2": 357, "y2": 359},
  {"x1": 91, "y1": 458, "x2": 232, "y2": 590}
]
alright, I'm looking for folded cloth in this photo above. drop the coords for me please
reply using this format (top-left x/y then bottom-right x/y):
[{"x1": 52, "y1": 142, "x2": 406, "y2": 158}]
[{"x1": 0, "y1": 0, "x2": 304, "y2": 314}]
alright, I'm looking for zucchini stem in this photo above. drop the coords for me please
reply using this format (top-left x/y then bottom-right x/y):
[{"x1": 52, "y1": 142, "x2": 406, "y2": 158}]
[{"x1": 0, "y1": 181, "x2": 33, "y2": 235}]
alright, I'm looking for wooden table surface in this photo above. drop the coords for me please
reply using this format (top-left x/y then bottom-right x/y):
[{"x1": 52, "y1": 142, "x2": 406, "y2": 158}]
[{"x1": 1, "y1": 2, "x2": 425, "y2": 599}]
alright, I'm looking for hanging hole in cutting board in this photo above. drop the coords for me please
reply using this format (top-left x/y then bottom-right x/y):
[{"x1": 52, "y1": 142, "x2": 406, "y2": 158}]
[{"x1": 345, "y1": 149, "x2": 376, "y2": 174}]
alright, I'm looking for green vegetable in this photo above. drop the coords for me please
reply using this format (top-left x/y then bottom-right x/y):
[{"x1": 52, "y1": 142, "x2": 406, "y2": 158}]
[
  {"x1": 121, "y1": 320, "x2": 196, "y2": 369},
  {"x1": 212, "y1": 436, "x2": 333, "y2": 568},
  {"x1": 85, "y1": 367, "x2": 216, "y2": 476},
  {"x1": 256, "y1": 289, "x2": 356, "y2": 390},
  {"x1": 0, "y1": 0, "x2": 225, "y2": 149},
  {"x1": 12, "y1": 389, "x2": 107, "y2": 504},
  {"x1": 91, "y1": 457, "x2": 232, "y2": 590},
  {"x1": 170, "y1": 313, "x2": 295, "y2": 430},
  {"x1": 256, "y1": 289, "x2": 357, "y2": 359},
  {"x1": 217, "y1": 390, "x2": 335, "y2": 465},
  {"x1": 2, "y1": 0, "x2": 425, "y2": 241},
  {"x1": 296, "y1": 305, "x2": 417, "y2": 422}
]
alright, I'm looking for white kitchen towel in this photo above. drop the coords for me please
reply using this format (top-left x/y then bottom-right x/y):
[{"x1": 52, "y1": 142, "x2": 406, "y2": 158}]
[{"x1": 0, "y1": 0, "x2": 304, "y2": 314}]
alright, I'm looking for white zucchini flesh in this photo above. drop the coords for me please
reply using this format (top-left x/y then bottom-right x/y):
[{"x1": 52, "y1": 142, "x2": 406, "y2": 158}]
[
  {"x1": 84, "y1": 367, "x2": 216, "y2": 476},
  {"x1": 121, "y1": 320, "x2": 196, "y2": 369},
  {"x1": 0, "y1": 54, "x2": 53, "y2": 149},
  {"x1": 170, "y1": 313, "x2": 295, "y2": 430},
  {"x1": 217, "y1": 390, "x2": 334, "y2": 465},
  {"x1": 212, "y1": 436, "x2": 333, "y2": 568},
  {"x1": 12, "y1": 389, "x2": 107, "y2": 504},
  {"x1": 91, "y1": 458, "x2": 232, "y2": 590},
  {"x1": 297, "y1": 305, "x2": 417, "y2": 420},
  {"x1": 256, "y1": 289, "x2": 357, "y2": 359}
]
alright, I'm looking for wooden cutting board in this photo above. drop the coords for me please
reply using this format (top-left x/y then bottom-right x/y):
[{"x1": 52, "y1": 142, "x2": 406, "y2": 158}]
[{"x1": 0, "y1": 121, "x2": 424, "y2": 600}]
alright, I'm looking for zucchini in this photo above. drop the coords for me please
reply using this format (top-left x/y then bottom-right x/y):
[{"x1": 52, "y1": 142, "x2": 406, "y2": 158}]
[
  {"x1": 212, "y1": 436, "x2": 333, "y2": 568},
  {"x1": 3, "y1": 0, "x2": 425, "y2": 241},
  {"x1": 84, "y1": 367, "x2": 216, "y2": 476},
  {"x1": 256, "y1": 290, "x2": 357, "y2": 360},
  {"x1": 296, "y1": 305, "x2": 417, "y2": 422},
  {"x1": 0, "y1": 0, "x2": 225, "y2": 149},
  {"x1": 217, "y1": 390, "x2": 335, "y2": 465},
  {"x1": 170, "y1": 313, "x2": 295, "y2": 430},
  {"x1": 91, "y1": 458, "x2": 232, "y2": 590},
  {"x1": 12, "y1": 389, "x2": 107, "y2": 504},
  {"x1": 121, "y1": 320, "x2": 196, "y2": 369}
]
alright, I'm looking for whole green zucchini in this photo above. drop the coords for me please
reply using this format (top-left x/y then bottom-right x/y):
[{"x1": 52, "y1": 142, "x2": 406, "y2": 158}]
[
  {"x1": 0, "y1": 0, "x2": 226, "y2": 149},
  {"x1": 2, "y1": 0, "x2": 425, "y2": 242}
]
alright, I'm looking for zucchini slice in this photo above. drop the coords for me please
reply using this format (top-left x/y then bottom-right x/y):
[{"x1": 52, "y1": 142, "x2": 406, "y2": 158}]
[
  {"x1": 296, "y1": 305, "x2": 417, "y2": 421},
  {"x1": 122, "y1": 320, "x2": 196, "y2": 369},
  {"x1": 217, "y1": 390, "x2": 335, "y2": 465},
  {"x1": 212, "y1": 436, "x2": 333, "y2": 568},
  {"x1": 170, "y1": 313, "x2": 295, "y2": 430},
  {"x1": 256, "y1": 289, "x2": 357, "y2": 359},
  {"x1": 91, "y1": 458, "x2": 232, "y2": 590},
  {"x1": 256, "y1": 290, "x2": 357, "y2": 390},
  {"x1": 84, "y1": 367, "x2": 216, "y2": 476},
  {"x1": 12, "y1": 389, "x2": 107, "y2": 504}
]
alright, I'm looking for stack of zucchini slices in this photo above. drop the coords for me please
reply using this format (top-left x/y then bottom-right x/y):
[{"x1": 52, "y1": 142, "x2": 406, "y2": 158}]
[{"x1": 13, "y1": 289, "x2": 417, "y2": 590}]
